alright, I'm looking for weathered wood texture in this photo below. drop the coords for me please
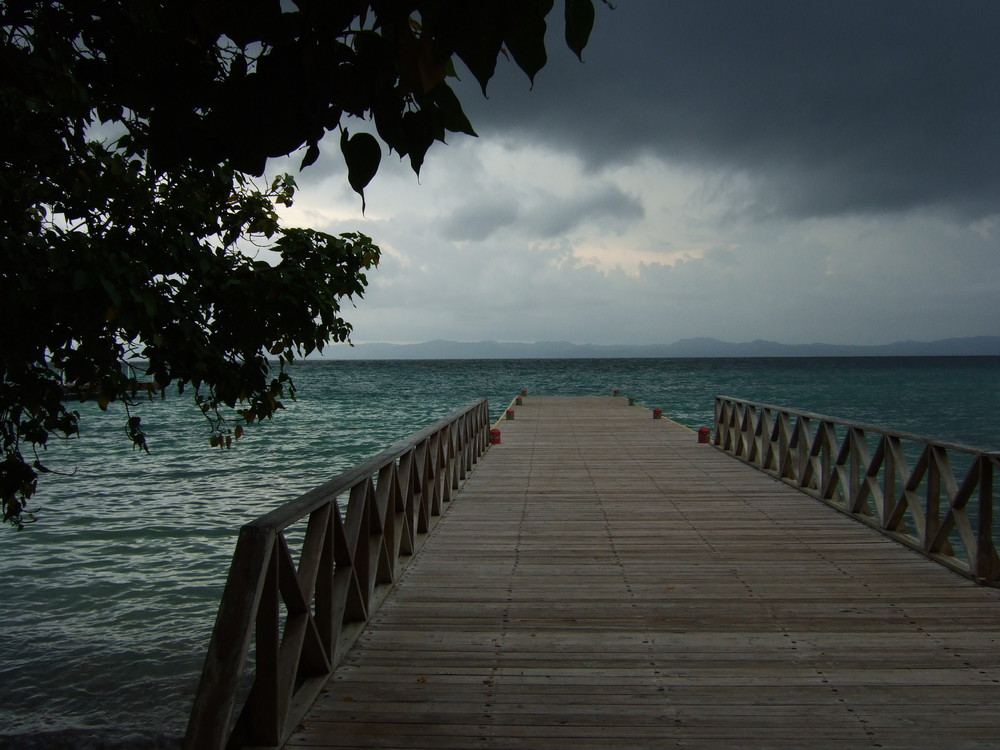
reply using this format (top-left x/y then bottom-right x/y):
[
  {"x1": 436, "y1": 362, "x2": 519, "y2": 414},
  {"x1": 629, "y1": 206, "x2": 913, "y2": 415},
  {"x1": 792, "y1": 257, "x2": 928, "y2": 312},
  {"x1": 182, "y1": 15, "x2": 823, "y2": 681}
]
[
  {"x1": 184, "y1": 400, "x2": 491, "y2": 750},
  {"x1": 288, "y1": 396, "x2": 1000, "y2": 750},
  {"x1": 715, "y1": 396, "x2": 1000, "y2": 584}
]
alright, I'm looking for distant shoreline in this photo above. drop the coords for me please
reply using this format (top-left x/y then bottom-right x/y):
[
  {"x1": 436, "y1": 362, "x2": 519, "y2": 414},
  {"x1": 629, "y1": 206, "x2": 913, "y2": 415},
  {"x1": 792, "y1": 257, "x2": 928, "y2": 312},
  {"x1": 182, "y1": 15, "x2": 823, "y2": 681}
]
[{"x1": 318, "y1": 336, "x2": 1000, "y2": 360}]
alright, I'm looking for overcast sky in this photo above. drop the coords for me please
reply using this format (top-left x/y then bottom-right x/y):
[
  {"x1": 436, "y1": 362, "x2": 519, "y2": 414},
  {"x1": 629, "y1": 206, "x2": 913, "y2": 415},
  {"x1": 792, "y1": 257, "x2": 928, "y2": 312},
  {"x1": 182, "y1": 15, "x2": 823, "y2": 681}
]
[{"x1": 274, "y1": 1, "x2": 1000, "y2": 347}]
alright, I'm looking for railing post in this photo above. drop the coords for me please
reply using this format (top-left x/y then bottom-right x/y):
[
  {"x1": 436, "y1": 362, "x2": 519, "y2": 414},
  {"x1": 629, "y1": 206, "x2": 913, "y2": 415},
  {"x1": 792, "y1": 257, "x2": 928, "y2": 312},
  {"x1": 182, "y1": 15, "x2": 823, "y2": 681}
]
[
  {"x1": 976, "y1": 457, "x2": 997, "y2": 582},
  {"x1": 314, "y1": 506, "x2": 337, "y2": 660},
  {"x1": 882, "y1": 436, "x2": 897, "y2": 528},
  {"x1": 925, "y1": 446, "x2": 942, "y2": 552},
  {"x1": 184, "y1": 525, "x2": 276, "y2": 750},
  {"x1": 375, "y1": 463, "x2": 398, "y2": 585},
  {"x1": 398, "y1": 448, "x2": 416, "y2": 556},
  {"x1": 248, "y1": 551, "x2": 283, "y2": 746},
  {"x1": 849, "y1": 427, "x2": 873, "y2": 514},
  {"x1": 414, "y1": 439, "x2": 429, "y2": 533}
]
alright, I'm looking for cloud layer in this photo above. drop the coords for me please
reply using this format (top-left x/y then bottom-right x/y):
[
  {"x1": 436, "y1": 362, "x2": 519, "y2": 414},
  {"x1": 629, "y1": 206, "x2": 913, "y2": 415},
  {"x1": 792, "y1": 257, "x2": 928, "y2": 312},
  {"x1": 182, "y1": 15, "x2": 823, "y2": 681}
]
[{"x1": 276, "y1": 2, "x2": 1000, "y2": 347}]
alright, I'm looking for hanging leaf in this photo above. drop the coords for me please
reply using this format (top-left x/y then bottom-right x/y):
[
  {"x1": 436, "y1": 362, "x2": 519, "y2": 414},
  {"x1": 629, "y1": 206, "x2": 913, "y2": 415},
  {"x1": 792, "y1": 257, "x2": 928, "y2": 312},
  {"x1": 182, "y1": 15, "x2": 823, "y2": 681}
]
[
  {"x1": 565, "y1": 0, "x2": 595, "y2": 61},
  {"x1": 340, "y1": 130, "x2": 381, "y2": 212},
  {"x1": 451, "y1": 6, "x2": 506, "y2": 95},
  {"x1": 402, "y1": 109, "x2": 437, "y2": 176},
  {"x1": 373, "y1": 89, "x2": 408, "y2": 156},
  {"x1": 431, "y1": 83, "x2": 478, "y2": 137},
  {"x1": 505, "y1": 0, "x2": 553, "y2": 85},
  {"x1": 299, "y1": 141, "x2": 320, "y2": 170}
]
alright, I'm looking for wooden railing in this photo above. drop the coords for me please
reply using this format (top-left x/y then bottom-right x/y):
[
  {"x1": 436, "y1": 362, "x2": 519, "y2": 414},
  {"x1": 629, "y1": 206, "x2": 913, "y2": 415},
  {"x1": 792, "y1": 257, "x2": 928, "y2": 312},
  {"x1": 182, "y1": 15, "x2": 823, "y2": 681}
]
[
  {"x1": 183, "y1": 398, "x2": 491, "y2": 750},
  {"x1": 714, "y1": 396, "x2": 1000, "y2": 586}
]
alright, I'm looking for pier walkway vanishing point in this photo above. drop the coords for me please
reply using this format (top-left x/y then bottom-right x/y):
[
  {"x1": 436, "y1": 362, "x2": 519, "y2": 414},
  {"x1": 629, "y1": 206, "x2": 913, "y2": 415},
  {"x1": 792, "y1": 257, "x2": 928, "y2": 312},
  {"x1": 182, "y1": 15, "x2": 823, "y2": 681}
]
[{"x1": 284, "y1": 396, "x2": 1000, "y2": 749}]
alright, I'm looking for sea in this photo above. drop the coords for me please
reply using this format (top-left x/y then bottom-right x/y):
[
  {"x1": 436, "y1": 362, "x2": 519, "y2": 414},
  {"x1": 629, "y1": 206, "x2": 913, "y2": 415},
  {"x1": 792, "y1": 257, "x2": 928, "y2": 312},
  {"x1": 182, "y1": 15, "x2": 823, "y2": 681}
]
[{"x1": 2, "y1": 357, "x2": 998, "y2": 749}]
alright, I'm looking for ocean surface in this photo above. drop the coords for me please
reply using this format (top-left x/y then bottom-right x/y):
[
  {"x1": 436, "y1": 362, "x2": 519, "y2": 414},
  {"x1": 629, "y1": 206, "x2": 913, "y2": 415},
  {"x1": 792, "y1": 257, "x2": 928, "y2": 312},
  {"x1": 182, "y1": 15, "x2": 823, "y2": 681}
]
[{"x1": 2, "y1": 357, "x2": 998, "y2": 749}]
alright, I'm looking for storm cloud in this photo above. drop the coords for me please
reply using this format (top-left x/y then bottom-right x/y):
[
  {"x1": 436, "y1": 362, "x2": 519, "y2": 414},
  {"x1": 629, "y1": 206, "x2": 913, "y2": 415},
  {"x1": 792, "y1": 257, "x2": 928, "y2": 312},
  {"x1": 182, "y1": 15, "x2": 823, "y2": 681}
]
[
  {"x1": 277, "y1": 2, "x2": 1000, "y2": 348},
  {"x1": 461, "y1": 1, "x2": 1000, "y2": 219}
]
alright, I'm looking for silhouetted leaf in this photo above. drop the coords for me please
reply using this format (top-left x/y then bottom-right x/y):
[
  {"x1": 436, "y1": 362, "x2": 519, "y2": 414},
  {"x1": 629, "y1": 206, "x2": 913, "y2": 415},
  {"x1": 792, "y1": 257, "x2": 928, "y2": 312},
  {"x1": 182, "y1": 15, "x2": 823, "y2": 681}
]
[
  {"x1": 451, "y1": 6, "x2": 506, "y2": 95},
  {"x1": 340, "y1": 130, "x2": 381, "y2": 211},
  {"x1": 565, "y1": 0, "x2": 595, "y2": 61},
  {"x1": 373, "y1": 90, "x2": 408, "y2": 155},
  {"x1": 505, "y1": 0, "x2": 552, "y2": 85},
  {"x1": 300, "y1": 141, "x2": 320, "y2": 170},
  {"x1": 403, "y1": 109, "x2": 437, "y2": 176},
  {"x1": 431, "y1": 83, "x2": 477, "y2": 137}
]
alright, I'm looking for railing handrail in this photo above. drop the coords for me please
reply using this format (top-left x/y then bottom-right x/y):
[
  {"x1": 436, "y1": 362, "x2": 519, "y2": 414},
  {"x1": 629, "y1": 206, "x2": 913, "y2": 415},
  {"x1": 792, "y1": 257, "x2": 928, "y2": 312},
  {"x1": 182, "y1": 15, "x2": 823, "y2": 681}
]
[
  {"x1": 713, "y1": 395, "x2": 1000, "y2": 586},
  {"x1": 184, "y1": 398, "x2": 491, "y2": 750},
  {"x1": 252, "y1": 398, "x2": 490, "y2": 533},
  {"x1": 715, "y1": 394, "x2": 1000, "y2": 456}
]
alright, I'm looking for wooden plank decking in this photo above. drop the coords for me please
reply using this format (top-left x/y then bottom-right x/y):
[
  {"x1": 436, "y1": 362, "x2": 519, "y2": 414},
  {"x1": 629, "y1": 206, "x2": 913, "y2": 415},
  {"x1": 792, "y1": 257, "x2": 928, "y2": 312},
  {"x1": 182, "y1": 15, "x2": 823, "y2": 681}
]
[{"x1": 286, "y1": 396, "x2": 1000, "y2": 749}]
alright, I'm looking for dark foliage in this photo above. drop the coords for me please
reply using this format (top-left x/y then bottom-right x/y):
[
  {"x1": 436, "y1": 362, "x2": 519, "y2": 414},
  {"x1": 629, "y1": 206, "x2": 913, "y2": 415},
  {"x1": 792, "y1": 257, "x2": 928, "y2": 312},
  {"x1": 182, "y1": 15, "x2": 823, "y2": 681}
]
[{"x1": 0, "y1": 0, "x2": 607, "y2": 528}]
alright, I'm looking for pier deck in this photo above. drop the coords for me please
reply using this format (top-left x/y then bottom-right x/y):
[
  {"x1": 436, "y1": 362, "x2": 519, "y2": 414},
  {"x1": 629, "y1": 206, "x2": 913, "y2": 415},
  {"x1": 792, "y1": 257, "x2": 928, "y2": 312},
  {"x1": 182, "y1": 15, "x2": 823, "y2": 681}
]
[{"x1": 287, "y1": 396, "x2": 1000, "y2": 749}]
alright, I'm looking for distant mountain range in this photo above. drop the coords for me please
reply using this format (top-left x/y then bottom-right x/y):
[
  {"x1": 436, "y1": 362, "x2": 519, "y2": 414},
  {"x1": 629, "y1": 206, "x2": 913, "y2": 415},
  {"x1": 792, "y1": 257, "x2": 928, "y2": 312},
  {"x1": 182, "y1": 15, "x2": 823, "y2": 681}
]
[{"x1": 322, "y1": 336, "x2": 1000, "y2": 359}]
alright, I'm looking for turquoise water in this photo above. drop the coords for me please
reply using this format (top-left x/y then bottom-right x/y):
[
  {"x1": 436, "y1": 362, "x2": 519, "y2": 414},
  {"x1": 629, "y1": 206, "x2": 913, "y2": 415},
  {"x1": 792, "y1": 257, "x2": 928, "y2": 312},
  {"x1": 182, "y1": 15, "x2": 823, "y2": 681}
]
[{"x1": 1, "y1": 357, "x2": 998, "y2": 749}]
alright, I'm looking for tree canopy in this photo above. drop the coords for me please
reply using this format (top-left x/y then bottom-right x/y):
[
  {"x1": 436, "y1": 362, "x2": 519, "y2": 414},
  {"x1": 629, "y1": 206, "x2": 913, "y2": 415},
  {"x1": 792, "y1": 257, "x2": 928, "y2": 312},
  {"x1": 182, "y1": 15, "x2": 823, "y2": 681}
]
[{"x1": 0, "y1": 0, "x2": 609, "y2": 529}]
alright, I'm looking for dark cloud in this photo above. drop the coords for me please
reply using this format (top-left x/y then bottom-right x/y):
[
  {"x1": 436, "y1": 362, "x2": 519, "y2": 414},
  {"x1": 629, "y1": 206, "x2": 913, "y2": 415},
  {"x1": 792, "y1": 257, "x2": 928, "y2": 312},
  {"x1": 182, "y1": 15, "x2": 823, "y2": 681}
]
[
  {"x1": 441, "y1": 181, "x2": 643, "y2": 242},
  {"x1": 457, "y1": 1, "x2": 1000, "y2": 220},
  {"x1": 270, "y1": 3, "x2": 999, "y2": 349},
  {"x1": 441, "y1": 196, "x2": 519, "y2": 241},
  {"x1": 521, "y1": 183, "x2": 644, "y2": 237}
]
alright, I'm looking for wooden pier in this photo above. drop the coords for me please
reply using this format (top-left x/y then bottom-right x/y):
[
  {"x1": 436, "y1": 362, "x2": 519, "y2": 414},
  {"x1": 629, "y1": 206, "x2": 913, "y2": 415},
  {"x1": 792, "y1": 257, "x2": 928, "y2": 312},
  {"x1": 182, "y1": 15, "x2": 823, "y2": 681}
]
[{"x1": 283, "y1": 396, "x2": 1000, "y2": 749}]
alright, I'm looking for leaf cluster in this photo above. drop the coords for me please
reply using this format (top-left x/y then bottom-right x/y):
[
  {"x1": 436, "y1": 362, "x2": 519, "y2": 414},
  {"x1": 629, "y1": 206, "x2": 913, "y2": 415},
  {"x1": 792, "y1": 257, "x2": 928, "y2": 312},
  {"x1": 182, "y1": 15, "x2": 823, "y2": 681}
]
[{"x1": 0, "y1": 0, "x2": 606, "y2": 529}]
